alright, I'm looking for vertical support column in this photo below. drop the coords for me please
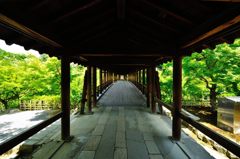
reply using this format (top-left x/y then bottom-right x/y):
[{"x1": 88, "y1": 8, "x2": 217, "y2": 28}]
[
  {"x1": 92, "y1": 66, "x2": 97, "y2": 108},
  {"x1": 147, "y1": 68, "x2": 150, "y2": 108},
  {"x1": 100, "y1": 69, "x2": 103, "y2": 94},
  {"x1": 172, "y1": 56, "x2": 182, "y2": 140},
  {"x1": 155, "y1": 70, "x2": 162, "y2": 113},
  {"x1": 150, "y1": 66, "x2": 156, "y2": 113},
  {"x1": 80, "y1": 70, "x2": 88, "y2": 114},
  {"x1": 61, "y1": 56, "x2": 70, "y2": 140},
  {"x1": 87, "y1": 66, "x2": 92, "y2": 113},
  {"x1": 142, "y1": 69, "x2": 146, "y2": 94}
]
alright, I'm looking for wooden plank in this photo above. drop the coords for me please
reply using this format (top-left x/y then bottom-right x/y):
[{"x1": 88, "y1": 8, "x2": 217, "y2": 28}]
[
  {"x1": 114, "y1": 148, "x2": 127, "y2": 159},
  {"x1": 117, "y1": 0, "x2": 126, "y2": 20},
  {"x1": 92, "y1": 125, "x2": 105, "y2": 135},
  {"x1": 143, "y1": 133, "x2": 154, "y2": 141},
  {"x1": 115, "y1": 132, "x2": 126, "y2": 148},
  {"x1": 149, "y1": 155, "x2": 164, "y2": 159},
  {"x1": 0, "y1": 14, "x2": 62, "y2": 47},
  {"x1": 182, "y1": 15, "x2": 240, "y2": 49},
  {"x1": 84, "y1": 135, "x2": 101, "y2": 151},
  {"x1": 145, "y1": 141, "x2": 160, "y2": 155},
  {"x1": 77, "y1": 151, "x2": 95, "y2": 159},
  {"x1": 127, "y1": 140, "x2": 149, "y2": 159},
  {"x1": 94, "y1": 114, "x2": 117, "y2": 159},
  {"x1": 32, "y1": 141, "x2": 64, "y2": 159}
]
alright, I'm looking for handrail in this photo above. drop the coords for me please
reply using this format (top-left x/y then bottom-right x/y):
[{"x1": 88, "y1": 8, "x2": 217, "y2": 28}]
[
  {"x1": 0, "y1": 112, "x2": 62, "y2": 155},
  {"x1": 154, "y1": 97, "x2": 173, "y2": 112},
  {"x1": 154, "y1": 97, "x2": 240, "y2": 157}
]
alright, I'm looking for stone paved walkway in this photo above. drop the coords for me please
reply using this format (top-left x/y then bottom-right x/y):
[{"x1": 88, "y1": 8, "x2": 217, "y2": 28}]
[{"x1": 17, "y1": 81, "x2": 214, "y2": 159}]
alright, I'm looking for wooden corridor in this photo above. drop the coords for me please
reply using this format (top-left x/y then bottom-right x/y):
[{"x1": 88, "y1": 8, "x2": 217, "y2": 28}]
[{"x1": 18, "y1": 81, "x2": 214, "y2": 159}]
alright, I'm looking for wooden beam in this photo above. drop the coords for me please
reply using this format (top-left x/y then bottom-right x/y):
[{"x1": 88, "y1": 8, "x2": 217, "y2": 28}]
[
  {"x1": 138, "y1": 0, "x2": 193, "y2": 26},
  {"x1": 79, "y1": 53, "x2": 168, "y2": 57},
  {"x1": 117, "y1": 0, "x2": 126, "y2": 20},
  {"x1": 129, "y1": 10, "x2": 183, "y2": 34},
  {"x1": 52, "y1": 0, "x2": 102, "y2": 23},
  {"x1": 172, "y1": 56, "x2": 182, "y2": 140},
  {"x1": 0, "y1": 14, "x2": 62, "y2": 48},
  {"x1": 61, "y1": 56, "x2": 71, "y2": 140},
  {"x1": 201, "y1": 0, "x2": 240, "y2": 2},
  {"x1": 182, "y1": 15, "x2": 240, "y2": 49}
]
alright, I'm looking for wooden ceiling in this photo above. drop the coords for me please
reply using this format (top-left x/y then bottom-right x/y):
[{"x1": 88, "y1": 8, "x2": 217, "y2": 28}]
[{"x1": 0, "y1": 0, "x2": 240, "y2": 74}]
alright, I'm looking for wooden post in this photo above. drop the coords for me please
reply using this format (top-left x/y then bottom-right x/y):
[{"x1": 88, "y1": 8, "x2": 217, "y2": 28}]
[
  {"x1": 150, "y1": 66, "x2": 156, "y2": 113},
  {"x1": 61, "y1": 56, "x2": 71, "y2": 140},
  {"x1": 87, "y1": 66, "x2": 92, "y2": 113},
  {"x1": 100, "y1": 69, "x2": 103, "y2": 94},
  {"x1": 147, "y1": 68, "x2": 150, "y2": 107},
  {"x1": 142, "y1": 69, "x2": 146, "y2": 94},
  {"x1": 80, "y1": 70, "x2": 88, "y2": 114},
  {"x1": 172, "y1": 56, "x2": 182, "y2": 140},
  {"x1": 92, "y1": 66, "x2": 97, "y2": 107},
  {"x1": 155, "y1": 70, "x2": 162, "y2": 113}
]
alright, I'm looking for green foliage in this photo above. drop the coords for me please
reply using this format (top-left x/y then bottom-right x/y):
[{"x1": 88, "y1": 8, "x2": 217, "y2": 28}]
[
  {"x1": 160, "y1": 38, "x2": 240, "y2": 108},
  {"x1": 0, "y1": 49, "x2": 85, "y2": 110}
]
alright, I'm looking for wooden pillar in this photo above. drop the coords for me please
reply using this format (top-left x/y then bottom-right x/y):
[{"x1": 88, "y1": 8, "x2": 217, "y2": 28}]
[
  {"x1": 87, "y1": 66, "x2": 92, "y2": 113},
  {"x1": 142, "y1": 69, "x2": 146, "y2": 94},
  {"x1": 172, "y1": 56, "x2": 182, "y2": 140},
  {"x1": 147, "y1": 68, "x2": 150, "y2": 107},
  {"x1": 92, "y1": 66, "x2": 97, "y2": 108},
  {"x1": 100, "y1": 69, "x2": 103, "y2": 94},
  {"x1": 61, "y1": 57, "x2": 70, "y2": 140},
  {"x1": 155, "y1": 70, "x2": 162, "y2": 113},
  {"x1": 150, "y1": 66, "x2": 156, "y2": 113},
  {"x1": 80, "y1": 70, "x2": 88, "y2": 114}
]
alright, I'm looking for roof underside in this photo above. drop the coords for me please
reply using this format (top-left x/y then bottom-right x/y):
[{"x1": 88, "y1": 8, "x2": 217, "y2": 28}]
[{"x1": 0, "y1": 0, "x2": 240, "y2": 74}]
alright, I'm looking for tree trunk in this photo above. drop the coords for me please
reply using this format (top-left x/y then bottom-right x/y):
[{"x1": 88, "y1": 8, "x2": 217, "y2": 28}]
[
  {"x1": 1, "y1": 100, "x2": 8, "y2": 110},
  {"x1": 232, "y1": 82, "x2": 240, "y2": 96},
  {"x1": 210, "y1": 84, "x2": 217, "y2": 112}
]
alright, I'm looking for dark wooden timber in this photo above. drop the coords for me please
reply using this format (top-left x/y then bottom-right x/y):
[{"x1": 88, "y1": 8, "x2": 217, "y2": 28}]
[
  {"x1": 182, "y1": 14, "x2": 240, "y2": 49},
  {"x1": 87, "y1": 66, "x2": 92, "y2": 113},
  {"x1": 172, "y1": 56, "x2": 182, "y2": 140},
  {"x1": 142, "y1": 69, "x2": 146, "y2": 94},
  {"x1": 146, "y1": 68, "x2": 150, "y2": 107},
  {"x1": 150, "y1": 66, "x2": 156, "y2": 113},
  {"x1": 0, "y1": 112, "x2": 61, "y2": 155},
  {"x1": 0, "y1": 14, "x2": 62, "y2": 48},
  {"x1": 61, "y1": 56, "x2": 71, "y2": 140},
  {"x1": 80, "y1": 70, "x2": 88, "y2": 114},
  {"x1": 92, "y1": 66, "x2": 97, "y2": 107},
  {"x1": 155, "y1": 70, "x2": 162, "y2": 113},
  {"x1": 99, "y1": 69, "x2": 103, "y2": 93}
]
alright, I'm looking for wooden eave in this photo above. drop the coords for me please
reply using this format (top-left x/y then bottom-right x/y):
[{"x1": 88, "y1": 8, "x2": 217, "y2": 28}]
[{"x1": 0, "y1": 0, "x2": 240, "y2": 74}]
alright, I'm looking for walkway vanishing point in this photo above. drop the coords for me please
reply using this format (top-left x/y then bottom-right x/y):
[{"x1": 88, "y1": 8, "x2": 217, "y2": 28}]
[{"x1": 16, "y1": 81, "x2": 214, "y2": 159}]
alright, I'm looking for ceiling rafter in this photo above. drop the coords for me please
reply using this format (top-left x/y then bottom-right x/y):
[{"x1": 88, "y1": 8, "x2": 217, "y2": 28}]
[
  {"x1": 137, "y1": 0, "x2": 193, "y2": 26},
  {"x1": 181, "y1": 14, "x2": 240, "y2": 49},
  {"x1": 52, "y1": 0, "x2": 103, "y2": 24},
  {"x1": 117, "y1": 0, "x2": 126, "y2": 20},
  {"x1": 129, "y1": 9, "x2": 183, "y2": 34},
  {"x1": 0, "y1": 14, "x2": 62, "y2": 48}
]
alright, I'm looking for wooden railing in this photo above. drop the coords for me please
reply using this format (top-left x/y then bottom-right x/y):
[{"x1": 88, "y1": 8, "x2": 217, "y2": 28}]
[
  {"x1": 20, "y1": 100, "x2": 60, "y2": 110},
  {"x1": 0, "y1": 112, "x2": 62, "y2": 155},
  {"x1": 154, "y1": 97, "x2": 240, "y2": 157},
  {"x1": 96, "y1": 80, "x2": 113, "y2": 101}
]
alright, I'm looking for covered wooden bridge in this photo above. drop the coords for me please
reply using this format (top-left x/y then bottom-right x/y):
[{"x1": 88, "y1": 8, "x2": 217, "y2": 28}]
[{"x1": 0, "y1": 0, "x2": 240, "y2": 158}]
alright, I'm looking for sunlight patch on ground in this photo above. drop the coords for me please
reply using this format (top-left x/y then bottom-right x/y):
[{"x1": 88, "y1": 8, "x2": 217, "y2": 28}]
[{"x1": 0, "y1": 110, "x2": 47, "y2": 143}]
